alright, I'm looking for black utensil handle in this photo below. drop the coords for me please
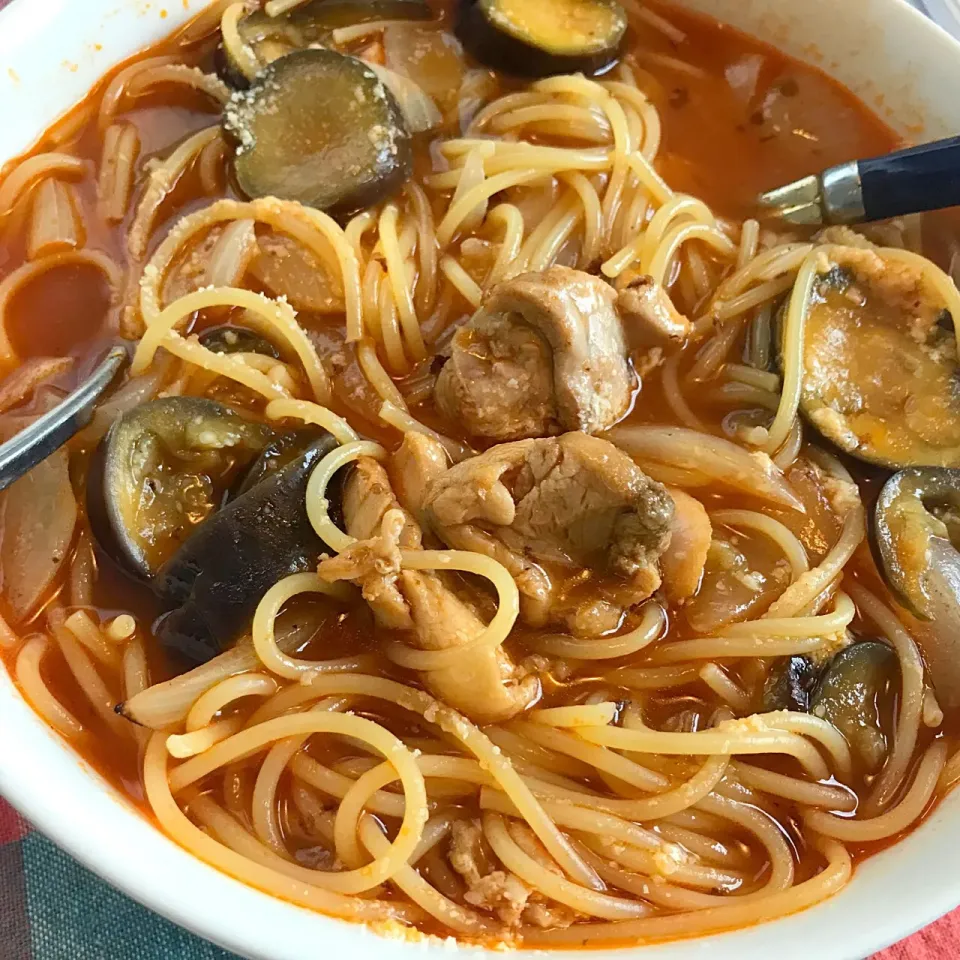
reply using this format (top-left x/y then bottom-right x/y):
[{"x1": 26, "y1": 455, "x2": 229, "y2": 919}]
[{"x1": 860, "y1": 135, "x2": 960, "y2": 220}]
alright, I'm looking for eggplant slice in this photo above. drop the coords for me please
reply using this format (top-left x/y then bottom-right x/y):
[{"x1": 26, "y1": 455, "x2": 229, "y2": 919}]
[
  {"x1": 456, "y1": 0, "x2": 627, "y2": 77},
  {"x1": 235, "y1": 427, "x2": 330, "y2": 497},
  {"x1": 796, "y1": 244, "x2": 960, "y2": 468},
  {"x1": 153, "y1": 434, "x2": 340, "y2": 667},
  {"x1": 872, "y1": 467, "x2": 960, "y2": 620},
  {"x1": 762, "y1": 655, "x2": 819, "y2": 713},
  {"x1": 223, "y1": 49, "x2": 412, "y2": 216},
  {"x1": 811, "y1": 640, "x2": 898, "y2": 773},
  {"x1": 199, "y1": 324, "x2": 280, "y2": 359},
  {"x1": 764, "y1": 641, "x2": 899, "y2": 772},
  {"x1": 87, "y1": 397, "x2": 274, "y2": 579},
  {"x1": 220, "y1": 0, "x2": 432, "y2": 85},
  {"x1": 870, "y1": 467, "x2": 960, "y2": 709}
]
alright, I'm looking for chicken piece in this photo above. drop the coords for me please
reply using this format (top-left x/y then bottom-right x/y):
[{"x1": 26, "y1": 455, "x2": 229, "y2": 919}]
[
  {"x1": 391, "y1": 432, "x2": 449, "y2": 527},
  {"x1": 659, "y1": 488, "x2": 712, "y2": 604},
  {"x1": 426, "y1": 433, "x2": 672, "y2": 574},
  {"x1": 343, "y1": 458, "x2": 417, "y2": 545},
  {"x1": 423, "y1": 432, "x2": 674, "y2": 633},
  {"x1": 616, "y1": 274, "x2": 692, "y2": 346},
  {"x1": 318, "y1": 457, "x2": 538, "y2": 722},
  {"x1": 448, "y1": 820, "x2": 531, "y2": 926},
  {"x1": 506, "y1": 821, "x2": 579, "y2": 930},
  {"x1": 435, "y1": 266, "x2": 634, "y2": 441},
  {"x1": 399, "y1": 567, "x2": 541, "y2": 723},
  {"x1": 331, "y1": 457, "x2": 420, "y2": 630},
  {"x1": 317, "y1": 506, "x2": 417, "y2": 632},
  {"x1": 308, "y1": 327, "x2": 386, "y2": 428}
]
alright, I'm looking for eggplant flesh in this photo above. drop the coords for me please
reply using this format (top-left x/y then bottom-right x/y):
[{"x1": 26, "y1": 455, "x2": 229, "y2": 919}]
[
  {"x1": 153, "y1": 435, "x2": 339, "y2": 668},
  {"x1": 796, "y1": 244, "x2": 960, "y2": 468},
  {"x1": 811, "y1": 640, "x2": 897, "y2": 773},
  {"x1": 456, "y1": 0, "x2": 627, "y2": 78},
  {"x1": 220, "y1": 0, "x2": 432, "y2": 85},
  {"x1": 87, "y1": 397, "x2": 273, "y2": 579},
  {"x1": 223, "y1": 49, "x2": 412, "y2": 217}
]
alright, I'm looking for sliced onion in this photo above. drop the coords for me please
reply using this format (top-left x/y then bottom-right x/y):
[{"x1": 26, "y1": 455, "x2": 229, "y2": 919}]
[
  {"x1": 76, "y1": 355, "x2": 173, "y2": 446},
  {"x1": 608, "y1": 425, "x2": 804, "y2": 512},
  {"x1": 206, "y1": 218, "x2": 259, "y2": 289},
  {"x1": 368, "y1": 62, "x2": 441, "y2": 133},
  {"x1": 457, "y1": 69, "x2": 498, "y2": 133},
  {"x1": 449, "y1": 147, "x2": 488, "y2": 235},
  {"x1": 383, "y1": 23, "x2": 465, "y2": 113},
  {"x1": 248, "y1": 232, "x2": 344, "y2": 314},
  {"x1": 1, "y1": 449, "x2": 77, "y2": 620},
  {"x1": 686, "y1": 537, "x2": 783, "y2": 633},
  {"x1": 27, "y1": 178, "x2": 83, "y2": 261}
]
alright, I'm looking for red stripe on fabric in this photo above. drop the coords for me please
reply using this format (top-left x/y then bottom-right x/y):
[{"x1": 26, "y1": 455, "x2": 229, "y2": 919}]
[
  {"x1": 873, "y1": 910, "x2": 960, "y2": 958},
  {"x1": 0, "y1": 799, "x2": 29, "y2": 844}
]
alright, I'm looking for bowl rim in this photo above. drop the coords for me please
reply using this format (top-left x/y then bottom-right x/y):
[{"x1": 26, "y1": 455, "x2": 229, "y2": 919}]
[{"x1": 2, "y1": 1, "x2": 960, "y2": 958}]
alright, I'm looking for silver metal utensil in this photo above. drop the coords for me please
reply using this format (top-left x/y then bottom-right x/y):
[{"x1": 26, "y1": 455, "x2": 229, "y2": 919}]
[
  {"x1": 0, "y1": 344, "x2": 129, "y2": 493},
  {"x1": 758, "y1": 135, "x2": 960, "y2": 226}
]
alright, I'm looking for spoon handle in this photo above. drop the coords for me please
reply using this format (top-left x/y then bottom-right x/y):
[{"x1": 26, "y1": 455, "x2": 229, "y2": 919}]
[
  {"x1": 758, "y1": 134, "x2": 960, "y2": 225},
  {"x1": 859, "y1": 135, "x2": 960, "y2": 221},
  {"x1": 0, "y1": 345, "x2": 128, "y2": 493}
]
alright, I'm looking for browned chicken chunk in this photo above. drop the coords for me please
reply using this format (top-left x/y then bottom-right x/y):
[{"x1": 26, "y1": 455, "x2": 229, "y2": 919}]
[
  {"x1": 390, "y1": 431, "x2": 450, "y2": 528},
  {"x1": 446, "y1": 819, "x2": 575, "y2": 930},
  {"x1": 659, "y1": 488, "x2": 712, "y2": 604},
  {"x1": 317, "y1": 456, "x2": 539, "y2": 722},
  {"x1": 422, "y1": 432, "x2": 674, "y2": 634},
  {"x1": 448, "y1": 820, "x2": 531, "y2": 926},
  {"x1": 435, "y1": 266, "x2": 634, "y2": 441},
  {"x1": 616, "y1": 274, "x2": 692, "y2": 346}
]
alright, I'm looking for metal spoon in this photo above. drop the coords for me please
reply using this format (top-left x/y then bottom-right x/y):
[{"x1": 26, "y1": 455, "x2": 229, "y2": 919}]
[
  {"x1": 0, "y1": 344, "x2": 129, "y2": 493},
  {"x1": 758, "y1": 135, "x2": 960, "y2": 226}
]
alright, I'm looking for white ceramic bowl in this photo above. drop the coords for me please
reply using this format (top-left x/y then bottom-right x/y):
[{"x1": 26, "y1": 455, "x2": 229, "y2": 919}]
[{"x1": 1, "y1": 1, "x2": 960, "y2": 957}]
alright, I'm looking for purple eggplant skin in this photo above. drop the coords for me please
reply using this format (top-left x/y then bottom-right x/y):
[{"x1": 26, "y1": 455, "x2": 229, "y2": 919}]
[
  {"x1": 811, "y1": 640, "x2": 898, "y2": 773},
  {"x1": 214, "y1": 40, "x2": 252, "y2": 90},
  {"x1": 86, "y1": 397, "x2": 274, "y2": 582},
  {"x1": 235, "y1": 427, "x2": 327, "y2": 499},
  {"x1": 869, "y1": 466, "x2": 960, "y2": 710},
  {"x1": 762, "y1": 655, "x2": 820, "y2": 713},
  {"x1": 869, "y1": 466, "x2": 960, "y2": 619},
  {"x1": 152, "y1": 435, "x2": 340, "y2": 668},
  {"x1": 455, "y1": 0, "x2": 627, "y2": 78},
  {"x1": 199, "y1": 324, "x2": 280, "y2": 359}
]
